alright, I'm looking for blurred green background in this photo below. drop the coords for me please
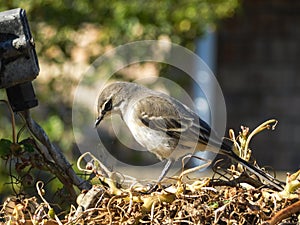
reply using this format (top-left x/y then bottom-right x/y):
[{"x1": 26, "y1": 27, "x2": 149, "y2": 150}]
[{"x1": 0, "y1": 0, "x2": 239, "y2": 204}]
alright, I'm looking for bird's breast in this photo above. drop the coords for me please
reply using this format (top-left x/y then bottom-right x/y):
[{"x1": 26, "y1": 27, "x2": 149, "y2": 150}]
[
  {"x1": 123, "y1": 111, "x2": 173, "y2": 159},
  {"x1": 122, "y1": 104, "x2": 200, "y2": 161}
]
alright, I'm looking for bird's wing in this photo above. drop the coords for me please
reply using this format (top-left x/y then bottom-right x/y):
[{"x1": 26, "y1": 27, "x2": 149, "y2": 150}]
[{"x1": 135, "y1": 95, "x2": 211, "y2": 146}]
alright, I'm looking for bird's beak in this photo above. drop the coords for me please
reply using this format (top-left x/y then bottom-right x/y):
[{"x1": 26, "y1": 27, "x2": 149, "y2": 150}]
[{"x1": 94, "y1": 115, "x2": 103, "y2": 128}]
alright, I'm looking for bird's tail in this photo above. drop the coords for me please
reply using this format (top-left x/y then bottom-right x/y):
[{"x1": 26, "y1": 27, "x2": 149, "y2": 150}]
[{"x1": 219, "y1": 139, "x2": 284, "y2": 191}]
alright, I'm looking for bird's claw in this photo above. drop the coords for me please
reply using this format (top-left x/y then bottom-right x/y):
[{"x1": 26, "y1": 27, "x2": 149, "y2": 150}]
[{"x1": 140, "y1": 183, "x2": 159, "y2": 194}]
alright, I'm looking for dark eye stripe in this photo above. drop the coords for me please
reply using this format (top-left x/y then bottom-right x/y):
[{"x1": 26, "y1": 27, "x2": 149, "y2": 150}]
[{"x1": 103, "y1": 99, "x2": 112, "y2": 112}]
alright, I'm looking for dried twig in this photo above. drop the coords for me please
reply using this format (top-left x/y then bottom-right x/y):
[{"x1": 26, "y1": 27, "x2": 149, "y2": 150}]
[
  {"x1": 264, "y1": 200, "x2": 300, "y2": 225},
  {"x1": 36, "y1": 181, "x2": 63, "y2": 225},
  {"x1": 20, "y1": 110, "x2": 91, "y2": 198}
]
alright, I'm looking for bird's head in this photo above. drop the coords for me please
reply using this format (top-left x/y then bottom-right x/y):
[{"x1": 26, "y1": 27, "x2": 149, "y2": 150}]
[{"x1": 94, "y1": 82, "x2": 129, "y2": 127}]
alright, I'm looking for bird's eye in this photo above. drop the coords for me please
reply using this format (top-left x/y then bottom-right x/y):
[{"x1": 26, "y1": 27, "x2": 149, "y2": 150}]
[{"x1": 103, "y1": 99, "x2": 112, "y2": 111}]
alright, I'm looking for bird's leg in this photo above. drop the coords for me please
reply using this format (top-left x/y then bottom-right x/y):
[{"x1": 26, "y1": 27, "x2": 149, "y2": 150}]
[
  {"x1": 157, "y1": 159, "x2": 174, "y2": 183},
  {"x1": 144, "y1": 159, "x2": 174, "y2": 193}
]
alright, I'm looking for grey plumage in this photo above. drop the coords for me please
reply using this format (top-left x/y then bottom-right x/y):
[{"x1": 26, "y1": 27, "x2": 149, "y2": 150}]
[{"x1": 95, "y1": 81, "x2": 283, "y2": 190}]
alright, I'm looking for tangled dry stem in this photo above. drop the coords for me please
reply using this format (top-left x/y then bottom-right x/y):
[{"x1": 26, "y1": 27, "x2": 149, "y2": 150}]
[
  {"x1": 1, "y1": 119, "x2": 300, "y2": 225},
  {"x1": 2, "y1": 173, "x2": 299, "y2": 225}
]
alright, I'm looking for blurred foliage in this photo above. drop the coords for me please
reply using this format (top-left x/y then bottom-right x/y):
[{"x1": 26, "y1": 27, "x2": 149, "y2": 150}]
[
  {"x1": 0, "y1": 0, "x2": 240, "y2": 200},
  {"x1": 1, "y1": 0, "x2": 239, "y2": 58}
]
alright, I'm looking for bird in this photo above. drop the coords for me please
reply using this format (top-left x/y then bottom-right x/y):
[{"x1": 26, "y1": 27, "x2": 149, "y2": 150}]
[{"x1": 94, "y1": 81, "x2": 283, "y2": 190}]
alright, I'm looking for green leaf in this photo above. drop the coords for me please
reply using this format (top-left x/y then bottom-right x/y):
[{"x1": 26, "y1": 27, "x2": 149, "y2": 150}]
[
  {"x1": 208, "y1": 202, "x2": 219, "y2": 209},
  {"x1": 0, "y1": 138, "x2": 12, "y2": 156},
  {"x1": 19, "y1": 138, "x2": 36, "y2": 153},
  {"x1": 22, "y1": 143, "x2": 35, "y2": 153},
  {"x1": 48, "y1": 208, "x2": 56, "y2": 219}
]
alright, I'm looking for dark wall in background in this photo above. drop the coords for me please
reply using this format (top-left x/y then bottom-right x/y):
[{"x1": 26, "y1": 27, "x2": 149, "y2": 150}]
[{"x1": 217, "y1": 0, "x2": 300, "y2": 171}]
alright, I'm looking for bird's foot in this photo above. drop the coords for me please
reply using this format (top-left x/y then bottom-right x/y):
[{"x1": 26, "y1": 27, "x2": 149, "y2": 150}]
[
  {"x1": 140, "y1": 183, "x2": 159, "y2": 194},
  {"x1": 141, "y1": 182, "x2": 173, "y2": 194}
]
